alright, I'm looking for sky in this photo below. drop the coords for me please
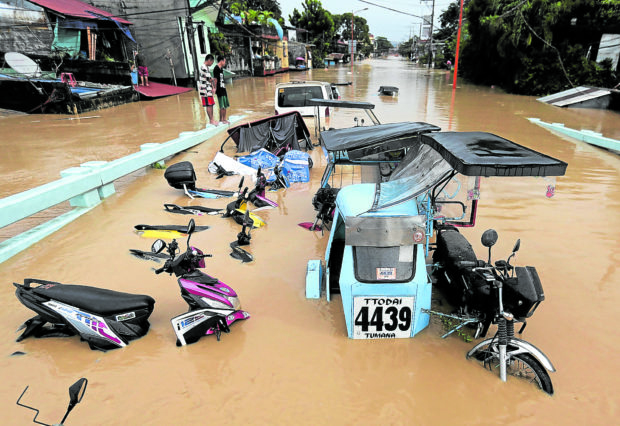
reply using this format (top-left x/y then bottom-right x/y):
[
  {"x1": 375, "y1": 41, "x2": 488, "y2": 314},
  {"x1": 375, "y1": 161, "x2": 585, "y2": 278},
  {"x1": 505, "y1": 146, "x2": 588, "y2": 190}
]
[{"x1": 277, "y1": 0, "x2": 457, "y2": 43}]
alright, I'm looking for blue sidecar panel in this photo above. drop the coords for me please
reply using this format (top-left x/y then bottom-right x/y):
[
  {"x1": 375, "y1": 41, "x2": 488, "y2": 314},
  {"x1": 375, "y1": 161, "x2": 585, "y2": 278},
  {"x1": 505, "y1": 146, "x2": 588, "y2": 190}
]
[
  {"x1": 326, "y1": 185, "x2": 430, "y2": 339},
  {"x1": 305, "y1": 260, "x2": 323, "y2": 299},
  {"x1": 339, "y1": 245, "x2": 430, "y2": 339}
]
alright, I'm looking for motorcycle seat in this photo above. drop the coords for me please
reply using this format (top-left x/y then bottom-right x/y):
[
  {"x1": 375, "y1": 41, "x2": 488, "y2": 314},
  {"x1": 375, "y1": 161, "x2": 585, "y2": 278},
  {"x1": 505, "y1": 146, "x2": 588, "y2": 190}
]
[
  {"x1": 435, "y1": 226, "x2": 478, "y2": 267},
  {"x1": 184, "y1": 271, "x2": 219, "y2": 285},
  {"x1": 32, "y1": 284, "x2": 155, "y2": 316}
]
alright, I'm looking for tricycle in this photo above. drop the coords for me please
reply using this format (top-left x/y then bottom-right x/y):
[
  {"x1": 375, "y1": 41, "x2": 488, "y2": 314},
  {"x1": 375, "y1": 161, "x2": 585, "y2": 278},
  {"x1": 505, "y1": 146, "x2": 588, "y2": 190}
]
[
  {"x1": 300, "y1": 122, "x2": 440, "y2": 231},
  {"x1": 305, "y1": 129, "x2": 567, "y2": 394}
]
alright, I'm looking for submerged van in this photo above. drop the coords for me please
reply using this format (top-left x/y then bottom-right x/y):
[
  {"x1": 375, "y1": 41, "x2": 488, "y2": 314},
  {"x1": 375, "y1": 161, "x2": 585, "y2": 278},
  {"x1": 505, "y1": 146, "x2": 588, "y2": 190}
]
[{"x1": 275, "y1": 81, "x2": 334, "y2": 117}]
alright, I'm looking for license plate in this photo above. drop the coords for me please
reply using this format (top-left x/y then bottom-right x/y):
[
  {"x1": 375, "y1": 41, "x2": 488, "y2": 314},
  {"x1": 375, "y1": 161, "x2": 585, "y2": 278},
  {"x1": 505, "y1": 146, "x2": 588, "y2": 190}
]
[{"x1": 353, "y1": 297, "x2": 414, "y2": 339}]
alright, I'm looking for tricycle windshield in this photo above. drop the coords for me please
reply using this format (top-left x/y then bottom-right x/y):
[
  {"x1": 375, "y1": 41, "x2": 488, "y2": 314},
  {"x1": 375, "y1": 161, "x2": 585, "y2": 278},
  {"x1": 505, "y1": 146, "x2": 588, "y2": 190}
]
[
  {"x1": 353, "y1": 245, "x2": 416, "y2": 283},
  {"x1": 433, "y1": 173, "x2": 480, "y2": 227}
]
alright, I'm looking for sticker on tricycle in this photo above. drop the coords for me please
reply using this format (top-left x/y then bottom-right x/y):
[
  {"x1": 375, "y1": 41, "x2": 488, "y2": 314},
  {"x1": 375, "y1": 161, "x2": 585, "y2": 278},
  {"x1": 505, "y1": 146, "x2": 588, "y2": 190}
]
[
  {"x1": 353, "y1": 297, "x2": 414, "y2": 339},
  {"x1": 376, "y1": 267, "x2": 396, "y2": 280}
]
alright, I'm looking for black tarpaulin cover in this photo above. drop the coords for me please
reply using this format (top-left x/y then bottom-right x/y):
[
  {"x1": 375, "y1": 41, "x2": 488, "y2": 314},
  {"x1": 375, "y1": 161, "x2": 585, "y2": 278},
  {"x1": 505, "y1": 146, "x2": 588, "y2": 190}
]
[
  {"x1": 227, "y1": 111, "x2": 309, "y2": 153},
  {"x1": 320, "y1": 122, "x2": 441, "y2": 152},
  {"x1": 421, "y1": 132, "x2": 568, "y2": 176}
]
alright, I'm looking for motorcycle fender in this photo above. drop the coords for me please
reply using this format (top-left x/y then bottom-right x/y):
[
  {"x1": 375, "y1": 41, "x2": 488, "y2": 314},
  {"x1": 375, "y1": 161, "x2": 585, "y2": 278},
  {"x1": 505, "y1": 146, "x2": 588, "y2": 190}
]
[{"x1": 467, "y1": 336, "x2": 556, "y2": 373}]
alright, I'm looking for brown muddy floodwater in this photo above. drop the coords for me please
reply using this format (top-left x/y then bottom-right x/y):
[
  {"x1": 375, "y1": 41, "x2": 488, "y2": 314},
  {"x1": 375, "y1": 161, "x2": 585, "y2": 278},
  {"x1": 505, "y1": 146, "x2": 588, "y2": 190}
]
[{"x1": 1, "y1": 58, "x2": 619, "y2": 424}]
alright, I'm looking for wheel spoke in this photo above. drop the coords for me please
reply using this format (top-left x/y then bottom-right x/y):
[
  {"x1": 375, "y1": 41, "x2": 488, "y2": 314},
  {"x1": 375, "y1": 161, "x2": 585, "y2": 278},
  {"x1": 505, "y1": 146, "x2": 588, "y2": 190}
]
[{"x1": 470, "y1": 347, "x2": 553, "y2": 394}]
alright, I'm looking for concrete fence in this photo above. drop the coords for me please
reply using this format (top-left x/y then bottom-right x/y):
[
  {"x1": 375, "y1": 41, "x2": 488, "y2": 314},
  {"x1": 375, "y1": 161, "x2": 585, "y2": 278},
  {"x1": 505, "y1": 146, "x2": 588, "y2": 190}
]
[{"x1": 0, "y1": 116, "x2": 243, "y2": 263}]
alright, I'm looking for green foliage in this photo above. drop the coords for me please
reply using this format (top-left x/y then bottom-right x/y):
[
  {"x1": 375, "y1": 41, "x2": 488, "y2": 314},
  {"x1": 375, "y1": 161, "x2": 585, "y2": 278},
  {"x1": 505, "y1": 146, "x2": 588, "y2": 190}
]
[
  {"x1": 375, "y1": 36, "x2": 392, "y2": 56},
  {"x1": 460, "y1": 0, "x2": 620, "y2": 95},
  {"x1": 152, "y1": 162, "x2": 166, "y2": 169},
  {"x1": 398, "y1": 38, "x2": 413, "y2": 57},
  {"x1": 288, "y1": 0, "x2": 335, "y2": 59},
  {"x1": 228, "y1": 0, "x2": 282, "y2": 23},
  {"x1": 208, "y1": 32, "x2": 231, "y2": 57},
  {"x1": 429, "y1": 1, "x2": 471, "y2": 68}
]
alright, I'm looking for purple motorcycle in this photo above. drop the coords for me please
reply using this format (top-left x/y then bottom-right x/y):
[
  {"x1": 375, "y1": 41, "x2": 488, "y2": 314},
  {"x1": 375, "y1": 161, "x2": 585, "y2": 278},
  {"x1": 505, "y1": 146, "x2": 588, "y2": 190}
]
[{"x1": 151, "y1": 218, "x2": 250, "y2": 346}]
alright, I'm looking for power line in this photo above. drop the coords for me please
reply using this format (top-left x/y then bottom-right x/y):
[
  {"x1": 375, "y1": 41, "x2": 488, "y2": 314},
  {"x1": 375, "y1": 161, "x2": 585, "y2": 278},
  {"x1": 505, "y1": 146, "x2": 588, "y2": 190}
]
[{"x1": 358, "y1": 0, "x2": 431, "y2": 23}]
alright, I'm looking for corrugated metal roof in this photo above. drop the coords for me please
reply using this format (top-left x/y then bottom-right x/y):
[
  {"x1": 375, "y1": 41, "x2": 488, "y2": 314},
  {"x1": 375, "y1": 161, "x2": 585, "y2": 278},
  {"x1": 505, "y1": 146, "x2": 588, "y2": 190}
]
[
  {"x1": 27, "y1": 0, "x2": 132, "y2": 25},
  {"x1": 537, "y1": 86, "x2": 611, "y2": 107}
]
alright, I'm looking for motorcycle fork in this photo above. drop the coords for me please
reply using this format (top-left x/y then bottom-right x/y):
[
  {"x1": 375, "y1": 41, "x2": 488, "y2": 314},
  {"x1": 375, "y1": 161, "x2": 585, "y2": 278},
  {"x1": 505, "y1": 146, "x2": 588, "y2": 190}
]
[{"x1": 498, "y1": 317, "x2": 507, "y2": 381}]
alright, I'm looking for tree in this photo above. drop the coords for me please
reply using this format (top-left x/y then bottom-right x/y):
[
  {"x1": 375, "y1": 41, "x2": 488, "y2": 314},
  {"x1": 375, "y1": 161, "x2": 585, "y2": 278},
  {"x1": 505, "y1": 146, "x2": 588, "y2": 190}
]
[
  {"x1": 398, "y1": 36, "x2": 419, "y2": 59},
  {"x1": 244, "y1": 0, "x2": 283, "y2": 20},
  {"x1": 289, "y1": 0, "x2": 335, "y2": 59},
  {"x1": 430, "y1": 1, "x2": 471, "y2": 68},
  {"x1": 332, "y1": 13, "x2": 372, "y2": 58},
  {"x1": 460, "y1": 0, "x2": 619, "y2": 95},
  {"x1": 375, "y1": 36, "x2": 392, "y2": 56},
  {"x1": 228, "y1": 0, "x2": 283, "y2": 24}
]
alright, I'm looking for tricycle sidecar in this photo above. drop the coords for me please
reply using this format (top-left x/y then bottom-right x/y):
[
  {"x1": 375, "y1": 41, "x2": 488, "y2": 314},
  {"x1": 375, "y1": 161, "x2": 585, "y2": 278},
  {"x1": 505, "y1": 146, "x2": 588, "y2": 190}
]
[
  {"x1": 307, "y1": 182, "x2": 431, "y2": 339},
  {"x1": 306, "y1": 129, "x2": 568, "y2": 341}
]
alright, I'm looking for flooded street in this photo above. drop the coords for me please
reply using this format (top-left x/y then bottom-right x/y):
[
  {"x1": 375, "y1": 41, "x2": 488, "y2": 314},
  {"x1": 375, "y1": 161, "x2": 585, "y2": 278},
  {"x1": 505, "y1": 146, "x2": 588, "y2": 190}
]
[{"x1": 1, "y1": 58, "x2": 619, "y2": 424}]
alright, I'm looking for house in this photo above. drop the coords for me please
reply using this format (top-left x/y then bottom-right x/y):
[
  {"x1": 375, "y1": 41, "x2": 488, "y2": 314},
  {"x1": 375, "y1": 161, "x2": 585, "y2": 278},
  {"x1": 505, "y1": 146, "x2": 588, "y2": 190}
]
[
  {"x1": 1, "y1": 0, "x2": 136, "y2": 84},
  {"x1": 218, "y1": 12, "x2": 288, "y2": 77},
  {"x1": 0, "y1": 0, "x2": 139, "y2": 113},
  {"x1": 286, "y1": 27, "x2": 312, "y2": 69}
]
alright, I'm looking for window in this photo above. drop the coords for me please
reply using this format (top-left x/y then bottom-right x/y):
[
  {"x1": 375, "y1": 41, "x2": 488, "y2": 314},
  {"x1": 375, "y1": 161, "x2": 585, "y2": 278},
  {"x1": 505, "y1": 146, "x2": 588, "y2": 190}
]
[
  {"x1": 197, "y1": 25, "x2": 206, "y2": 55},
  {"x1": 277, "y1": 86, "x2": 324, "y2": 107},
  {"x1": 353, "y1": 245, "x2": 416, "y2": 283}
]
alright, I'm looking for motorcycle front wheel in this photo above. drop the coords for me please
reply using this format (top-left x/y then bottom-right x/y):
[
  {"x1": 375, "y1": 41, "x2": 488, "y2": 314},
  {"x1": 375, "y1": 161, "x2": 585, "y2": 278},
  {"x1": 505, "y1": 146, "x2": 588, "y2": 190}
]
[{"x1": 471, "y1": 349, "x2": 554, "y2": 395}]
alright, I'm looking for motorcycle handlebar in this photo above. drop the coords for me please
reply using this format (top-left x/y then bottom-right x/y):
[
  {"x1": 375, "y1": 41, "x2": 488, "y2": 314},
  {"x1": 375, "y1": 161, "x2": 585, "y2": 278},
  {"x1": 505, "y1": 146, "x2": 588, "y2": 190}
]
[
  {"x1": 155, "y1": 267, "x2": 165, "y2": 274},
  {"x1": 456, "y1": 260, "x2": 478, "y2": 268}
]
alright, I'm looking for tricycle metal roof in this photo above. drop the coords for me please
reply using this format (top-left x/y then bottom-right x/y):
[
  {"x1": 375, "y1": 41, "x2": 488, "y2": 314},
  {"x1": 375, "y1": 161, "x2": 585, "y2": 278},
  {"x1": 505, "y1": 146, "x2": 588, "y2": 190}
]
[
  {"x1": 420, "y1": 132, "x2": 568, "y2": 177},
  {"x1": 320, "y1": 122, "x2": 440, "y2": 155}
]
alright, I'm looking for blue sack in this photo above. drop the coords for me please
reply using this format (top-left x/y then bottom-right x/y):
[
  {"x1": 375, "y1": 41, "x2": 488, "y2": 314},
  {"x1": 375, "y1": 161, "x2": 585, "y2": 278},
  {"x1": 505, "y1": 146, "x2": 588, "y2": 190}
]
[
  {"x1": 237, "y1": 148, "x2": 279, "y2": 170},
  {"x1": 281, "y1": 150, "x2": 310, "y2": 183}
]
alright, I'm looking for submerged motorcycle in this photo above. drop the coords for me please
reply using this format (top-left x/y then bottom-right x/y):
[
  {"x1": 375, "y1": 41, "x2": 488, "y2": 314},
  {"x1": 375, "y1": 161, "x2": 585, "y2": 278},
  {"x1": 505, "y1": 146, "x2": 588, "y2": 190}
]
[
  {"x1": 151, "y1": 218, "x2": 250, "y2": 346},
  {"x1": 247, "y1": 166, "x2": 278, "y2": 208},
  {"x1": 14, "y1": 279, "x2": 155, "y2": 351},
  {"x1": 164, "y1": 160, "x2": 239, "y2": 199},
  {"x1": 432, "y1": 226, "x2": 555, "y2": 394}
]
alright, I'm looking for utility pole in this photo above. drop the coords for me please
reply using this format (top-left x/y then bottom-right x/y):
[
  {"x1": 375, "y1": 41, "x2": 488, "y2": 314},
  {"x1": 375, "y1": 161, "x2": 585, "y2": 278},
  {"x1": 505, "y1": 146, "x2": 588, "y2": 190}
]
[
  {"x1": 419, "y1": 0, "x2": 436, "y2": 68},
  {"x1": 351, "y1": 8, "x2": 368, "y2": 73},
  {"x1": 426, "y1": 0, "x2": 435, "y2": 68},
  {"x1": 452, "y1": 0, "x2": 465, "y2": 87},
  {"x1": 185, "y1": 0, "x2": 200, "y2": 84}
]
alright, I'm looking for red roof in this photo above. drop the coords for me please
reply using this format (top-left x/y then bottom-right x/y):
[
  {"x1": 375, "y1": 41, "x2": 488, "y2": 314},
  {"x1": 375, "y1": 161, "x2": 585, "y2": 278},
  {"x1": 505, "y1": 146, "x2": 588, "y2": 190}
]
[
  {"x1": 134, "y1": 81, "x2": 192, "y2": 98},
  {"x1": 28, "y1": 0, "x2": 132, "y2": 25}
]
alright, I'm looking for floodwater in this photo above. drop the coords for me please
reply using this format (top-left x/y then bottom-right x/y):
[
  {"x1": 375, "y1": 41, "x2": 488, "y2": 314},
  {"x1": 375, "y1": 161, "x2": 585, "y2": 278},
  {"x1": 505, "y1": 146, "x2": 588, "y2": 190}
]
[{"x1": 1, "y1": 58, "x2": 619, "y2": 424}]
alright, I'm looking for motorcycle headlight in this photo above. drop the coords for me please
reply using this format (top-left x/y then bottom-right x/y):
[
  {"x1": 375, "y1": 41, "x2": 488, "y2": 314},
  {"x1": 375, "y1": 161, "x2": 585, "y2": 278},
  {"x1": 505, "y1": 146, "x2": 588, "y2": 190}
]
[{"x1": 228, "y1": 296, "x2": 241, "y2": 310}]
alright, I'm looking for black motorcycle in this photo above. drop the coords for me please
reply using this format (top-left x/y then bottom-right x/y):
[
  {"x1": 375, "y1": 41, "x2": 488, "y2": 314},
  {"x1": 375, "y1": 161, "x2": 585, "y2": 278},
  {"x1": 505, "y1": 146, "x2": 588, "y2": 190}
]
[
  {"x1": 14, "y1": 279, "x2": 154, "y2": 351},
  {"x1": 432, "y1": 226, "x2": 556, "y2": 394}
]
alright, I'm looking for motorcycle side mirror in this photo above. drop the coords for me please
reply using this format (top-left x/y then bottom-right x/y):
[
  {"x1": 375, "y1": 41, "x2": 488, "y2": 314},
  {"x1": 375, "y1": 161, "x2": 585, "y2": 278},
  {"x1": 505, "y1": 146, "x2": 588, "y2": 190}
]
[
  {"x1": 151, "y1": 239, "x2": 166, "y2": 253},
  {"x1": 512, "y1": 239, "x2": 521, "y2": 253},
  {"x1": 481, "y1": 229, "x2": 498, "y2": 247},
  {"x1": 186, "y1": 219, "x2": 195, "y2": 249},
  {"x1": 187, "y1": 218, "x2": 196, "y2": 235},
  {"x1": 481, "y1": 229, "x2": 498, "y2": 265},
  {"x1": 61, "y1": 378, "x2": 88, "y2": 424},
  {"x1": 16, "y1": 378, "x2": 88, "y2": 426},
  {"x1": 68, "y1": 377, "x2": 87, "y2": 406}
]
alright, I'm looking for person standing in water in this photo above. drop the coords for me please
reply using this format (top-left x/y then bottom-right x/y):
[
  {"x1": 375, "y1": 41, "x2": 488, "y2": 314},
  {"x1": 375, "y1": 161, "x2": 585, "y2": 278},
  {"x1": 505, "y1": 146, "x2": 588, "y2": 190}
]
[
  {"x1": 199, "y1": 54, "x2": 217, "y2": 126},
  {"x1": 213, "y1": 56, "x2": 230, "y2": 124}
]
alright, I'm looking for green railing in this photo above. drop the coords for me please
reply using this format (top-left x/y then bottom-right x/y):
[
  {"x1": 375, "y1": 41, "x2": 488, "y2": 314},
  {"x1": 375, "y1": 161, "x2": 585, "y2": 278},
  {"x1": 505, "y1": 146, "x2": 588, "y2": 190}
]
[{"x1": 0, "y1": 116, "x2": 243, "y2": 263}]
